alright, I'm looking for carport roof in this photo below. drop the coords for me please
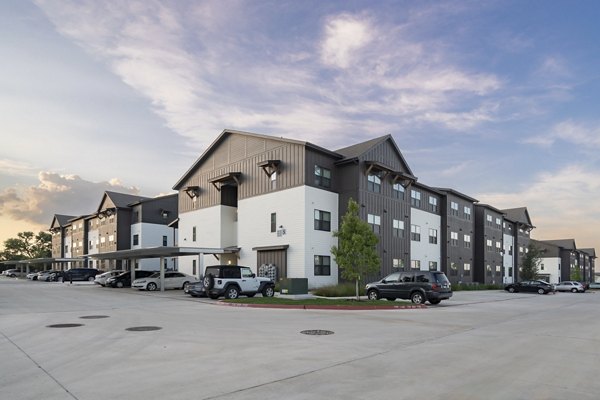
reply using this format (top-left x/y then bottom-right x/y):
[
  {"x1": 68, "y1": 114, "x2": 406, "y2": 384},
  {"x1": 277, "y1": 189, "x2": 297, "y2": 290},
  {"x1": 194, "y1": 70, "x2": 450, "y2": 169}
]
[
  {"x1": 1, "y1": 258, "x2": 86, "y2": 265},
  {"x1": 87, "y1": 246, "x2": 240, "y2": 260}
]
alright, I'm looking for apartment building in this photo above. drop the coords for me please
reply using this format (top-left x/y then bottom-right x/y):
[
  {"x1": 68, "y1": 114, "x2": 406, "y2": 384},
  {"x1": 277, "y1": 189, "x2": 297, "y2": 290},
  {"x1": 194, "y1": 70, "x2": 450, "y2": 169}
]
[
  {"x1": 531, "y1": 239, "x2": 563, "y2": 283},
  {"x1": 49, "y1": 214, "x2": 75, "y2": 269},
  {"x1": 409, "y1": 182, "x2": 442, "y2": 273},
  {"x1": 474, "y1": 204, "x2": 504, "y2": 285},
  {"x1": 501, "y1": 207, "x2": 534, "y2": 282},
  {"x1": 502, "y1": 218, "x2": 516, "y2": 284},
  {"x1": 435, "y1": 188, "x2": 477, "y2": 284},
  {"x1": 580, "y1": 248, "x2": 596, "y2": 282}
]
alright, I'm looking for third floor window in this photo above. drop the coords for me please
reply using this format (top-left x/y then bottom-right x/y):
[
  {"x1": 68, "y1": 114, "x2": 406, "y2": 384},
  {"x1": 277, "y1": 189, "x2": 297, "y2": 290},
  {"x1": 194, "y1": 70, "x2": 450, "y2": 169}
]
[
  {"x1": 367, "y1": 174, "x2": 381, "y2": 193},
  {"x1": 392, "y1": 183, "x2": 405, "y2": 200},
  {"x1": 314, "y1": 165, "x2": 331, "y2": 188},
  {"x1": 411, "y1": 190, "x2": 421, "y2": 207}
]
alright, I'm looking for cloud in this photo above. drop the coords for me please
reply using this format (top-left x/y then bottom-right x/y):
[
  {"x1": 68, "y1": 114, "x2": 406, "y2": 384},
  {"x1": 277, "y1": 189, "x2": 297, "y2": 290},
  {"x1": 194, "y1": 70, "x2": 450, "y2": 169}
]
[
  {"x1": 524, "y1": 120, "x2": 600, "y2": 149},
  {"x1": 0, "y1": 172, "x2": 139, "y2": 225},
  {"x1": 0, "y1": 159, "x2": 38, "y2": 177},
  {"x1": 320, "y1": 14, "x2": 374, "y2": 69},
  {"x1": 477, "y1": 164, "x2": 600, "y2": 249}
]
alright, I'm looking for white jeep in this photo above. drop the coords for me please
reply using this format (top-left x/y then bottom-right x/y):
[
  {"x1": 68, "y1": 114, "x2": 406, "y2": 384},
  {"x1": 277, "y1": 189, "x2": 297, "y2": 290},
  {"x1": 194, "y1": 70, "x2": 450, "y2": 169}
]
[{"x1": 203, "y1": 265, "x2": 275, "y2": 300}]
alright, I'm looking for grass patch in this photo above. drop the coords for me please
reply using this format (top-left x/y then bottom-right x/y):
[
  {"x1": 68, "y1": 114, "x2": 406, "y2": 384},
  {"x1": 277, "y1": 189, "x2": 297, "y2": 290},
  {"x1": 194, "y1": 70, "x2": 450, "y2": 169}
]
[{"x1": 223, "y1": 297, "x2": 411, "y2": 306}]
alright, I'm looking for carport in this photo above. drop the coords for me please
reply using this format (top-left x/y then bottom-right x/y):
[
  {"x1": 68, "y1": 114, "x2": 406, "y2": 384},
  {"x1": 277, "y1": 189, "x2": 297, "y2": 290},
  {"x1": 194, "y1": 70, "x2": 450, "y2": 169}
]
[{"x1": 87, "y1": 246, "x2": 239, "y2": 292}]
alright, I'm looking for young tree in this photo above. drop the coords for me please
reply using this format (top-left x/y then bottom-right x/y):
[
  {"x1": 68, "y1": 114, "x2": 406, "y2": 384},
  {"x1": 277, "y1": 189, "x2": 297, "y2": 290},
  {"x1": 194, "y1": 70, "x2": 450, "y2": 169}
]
[
  {"x1": 331, "y1": 198, "x2": 380, "y2": 300},
  {"x1": 0, "y1": 231, "x2": 52, "y2": 261},
  {"x1": 520, "y1": 243, "x2": 542, "y2": 280}
]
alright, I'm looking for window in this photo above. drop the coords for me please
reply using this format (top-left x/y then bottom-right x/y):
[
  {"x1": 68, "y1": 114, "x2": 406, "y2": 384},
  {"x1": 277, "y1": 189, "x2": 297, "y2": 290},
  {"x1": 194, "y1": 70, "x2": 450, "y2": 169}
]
[
  {"x1": 314, "y1": 166, "x2": 331, "y2": 188},
  {"x1": 450, "y1": 262, "x2": 457, "y2": 276},
  {"x1": 271, "y1": 171, "x2": 277, "y2": 189},
  {"x1": 429, "y1": 196, "x2": 438, "y2": 212},
  {"x1": 508, "y1": 267, "x2": 513, "y2": 277},
  {"x1": 486, "y1": 265, "x2": 492, "y2": 276},
  {"x1": 393, "y1": 219, "x2": 405, "y2": 238},
  {"x1": 464, "y1": 263, "x2": 471, "y2": 271},
  {"x1": 508, "y1": 245, "x2": 513, "y2": 255},
  {"x1": 368, "y1": 214, "x2": 381, "y2": 234},
  {"x1": 450, "y1": 231, "x2": 458, "y2": 247},
  {"x1": 487, "y1": 239, "x2": 493, "y2": 252},
  {"x1": 496, "y1": 265, "x2": 502, "y2": 275},
  {"x1": 271, "y1": 213, "x2": 276, "y2": 233},
  {"x1": 133, "y1": 234, "x2": 139, "y2": 246},
  {"x1": 429, "y1": 228, "x2": 438, "y2": 244},
  {"x1": 429, "y1": 261, "x2": 438, "y2": 271},
  {"x1": 411, "y1": 190, "x2": 421, "y2": 207},
  {"x1": 486, "y1": 214, "x2": 493, "y2": 227},
  {"x1": 108, "y1": 235, "x2": 114, "y2": 242},
  {"x1": 464, "y1": 234, "x2": 471, "y2": 248},
  {"x1": 495, "y1": 217, "x2": 502, "y2": 228},
  {"x1": 410, "y1": 224, "x2": 421, "y2": 241},
  {"x1": 392, "y1": 183, "x2": 405, "y2": 199},
  {"x1": 163, "y1": 235, "x2": 168, "y2": 246},
  {"x1": 64, "y1": 245, "x2": 69, "y2": 253},
  {"x1": 367, "y1": 173, "x2": 381, "y2": 193},
  {"x1": 496, "y1": 241, "x2": 502, "y2": 253},
  {"x1": 450, "y1": 201, "x2": 459, "y2": 216},
  {"x1": 314, "y1": 210, "x2": 331, "y2": 231},
  {"x1": 411, "y1": 260, "x2": 421, "y2": 270},
  {"x1": 192, "y1": 260, "x2": 197, "y2": 276},
  {"x1": 314, "y1": 255, "x2": 331, "y2": 276},
  {"x1": 464, "y1": 206, "x2": 471, "y2": 220},
  {"x1": 519, "y1": 246, "x2": 524, "y2": 255},
  {"x1": 393, "y1": 258, "x2": 404, "y2": 269},
  {"x1": 192, "y1": 226, "x2": 197, "y2": 242}
]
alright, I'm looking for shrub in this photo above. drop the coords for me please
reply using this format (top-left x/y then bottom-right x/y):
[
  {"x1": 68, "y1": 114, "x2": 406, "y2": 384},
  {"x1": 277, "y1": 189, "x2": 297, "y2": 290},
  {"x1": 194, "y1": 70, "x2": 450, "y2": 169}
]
[{"x1": 311, "y1": 282, "x2": 366, "y2": 297}]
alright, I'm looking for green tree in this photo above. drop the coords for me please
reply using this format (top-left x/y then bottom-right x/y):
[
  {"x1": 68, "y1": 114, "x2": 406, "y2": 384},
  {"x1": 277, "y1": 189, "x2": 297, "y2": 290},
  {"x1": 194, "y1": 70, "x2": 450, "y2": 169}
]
[
  {"x1": 0, "y1": 231, "x2": 52, "y2": 261},
  {"x1": 520, "y1": 243, "x2": 542, "y2": 280},
  {"x1": 570, "y1": 265, "x2": 582, "y2": 281},
  {"x1": 331, "y1": 198, "x2": 380, "y2": 300}
]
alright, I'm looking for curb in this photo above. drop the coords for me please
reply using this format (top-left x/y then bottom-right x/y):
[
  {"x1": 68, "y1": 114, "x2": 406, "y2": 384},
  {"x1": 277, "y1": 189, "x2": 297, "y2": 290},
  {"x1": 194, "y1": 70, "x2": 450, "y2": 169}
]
[{"x1": 216, "y1": 302, "x2": 427, "y2": 310}]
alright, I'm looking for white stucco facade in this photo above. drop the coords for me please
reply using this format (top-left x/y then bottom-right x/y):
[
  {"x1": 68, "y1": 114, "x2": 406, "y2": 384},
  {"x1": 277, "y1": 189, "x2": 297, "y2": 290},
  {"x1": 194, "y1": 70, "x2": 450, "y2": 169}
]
[
  {"x1": 539, "y1": 257, "x2": 561, "y2": 283},
  {"x1": 177, "y1": 185, "x2": 339, "y2": 288},
  {"x1": 410, "y1": 208, "x2": 441, "y2": 271},
  {"x1": 130, "y1": 223, "x2": 177, "y2": 270},
  {"x1": 503, "y1": 232, "x2": 515, "y2": 284}
]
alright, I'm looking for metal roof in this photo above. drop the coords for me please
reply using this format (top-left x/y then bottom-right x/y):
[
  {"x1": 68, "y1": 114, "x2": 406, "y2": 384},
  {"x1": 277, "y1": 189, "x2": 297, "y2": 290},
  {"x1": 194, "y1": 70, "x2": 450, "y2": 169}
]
[{"x1": 87, "y1": 246, "x2": 240, "y2": 260}]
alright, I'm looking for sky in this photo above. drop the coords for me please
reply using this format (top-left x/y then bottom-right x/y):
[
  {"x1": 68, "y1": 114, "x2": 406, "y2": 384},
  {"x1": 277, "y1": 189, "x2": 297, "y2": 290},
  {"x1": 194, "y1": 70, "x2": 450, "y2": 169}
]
[{"x1": 1, "y1": 0, "x2": 599, "y2": 254}]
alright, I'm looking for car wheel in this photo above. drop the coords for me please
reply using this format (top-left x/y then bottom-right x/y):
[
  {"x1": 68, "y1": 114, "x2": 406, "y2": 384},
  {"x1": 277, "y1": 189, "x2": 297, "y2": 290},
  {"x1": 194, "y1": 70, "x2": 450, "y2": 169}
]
[
  {"x1": 385, "y1": 297, "x2": 396, "y2": 302},
  {"x1": 571, "y1": 288, "x2": 578, "y2": 293},
  {"x1": 203, "y1": 274, "x2": 215, "y2": 290},
  {"x1": 225, "y1": 286, "x2": 240, "y2": 299},
  {"x1": 537, "y1": 288, "x2": 546, "y2": 294},
  {"x1": 116, "y1": 281, "x2": 124, "y2": 288},
  {"x1": 367, "y1": 289, "x2": 380, "y2": 300},
  {"x1": 411, "y1": 292, "x2": 425, "y2": 304},
  {"x1": 262, "y1": 286, "x2": 275, "y2": 298},
  {"x1": 88, "y1": 276, "x2": 95, "y2": 282},
  {"x1": 508, "y1": 287, "x2": 515, "y2": 293},
  {"x1": 147, "y1": 282, "x2": 158, "y2": 291},
  {"x1": 429, "y1": 299, "x2": 441, "y2": 305},
  {"x1": 182, "y1": 282, "x2": 190, "y2": 291}
]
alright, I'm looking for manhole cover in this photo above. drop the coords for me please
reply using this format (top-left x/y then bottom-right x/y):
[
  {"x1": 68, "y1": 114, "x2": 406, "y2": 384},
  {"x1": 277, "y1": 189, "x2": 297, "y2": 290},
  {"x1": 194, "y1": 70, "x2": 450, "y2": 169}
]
[
  {"x1": 46, "y1": 324, "x2": 84, "y2": 328},
  {"x1": 79, "y1": 315, "x2": 109, "y2": 319},
  {"x1": 125, "y1": 326, "x2": 162, "y2": 332},
  {"x1": 300, "y1": 330, "x2": 334, "y2": 335}
]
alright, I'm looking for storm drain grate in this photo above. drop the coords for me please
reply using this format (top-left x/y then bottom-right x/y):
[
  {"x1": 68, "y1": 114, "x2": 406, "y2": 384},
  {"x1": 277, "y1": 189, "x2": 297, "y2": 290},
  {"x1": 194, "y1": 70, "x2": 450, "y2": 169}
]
[
  {"x1": 47, "y1": 324, "x2": 84, "y2": 328},
  {"x1": 126, "y1": 326, "x2": 162, "y2": 332},
  {"x1": 79, "y1": 315, "x2": 110, "y2": 319},
  {"x1": 300, "y1": 330, "x2": 334, "y2": 336}
]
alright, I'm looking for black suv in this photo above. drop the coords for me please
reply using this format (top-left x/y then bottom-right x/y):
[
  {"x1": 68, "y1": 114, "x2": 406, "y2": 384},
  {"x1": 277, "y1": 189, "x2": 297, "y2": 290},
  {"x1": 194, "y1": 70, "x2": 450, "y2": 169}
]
[
  {"x1": 365, "y1": 270, "x2": 452, "y2": 305},
  {"x1": 203, "y1": 265, "x2": 275, "y2": 299},
  {"x1": 63, "y1": 268, "x2": 100, "y2": 282}
]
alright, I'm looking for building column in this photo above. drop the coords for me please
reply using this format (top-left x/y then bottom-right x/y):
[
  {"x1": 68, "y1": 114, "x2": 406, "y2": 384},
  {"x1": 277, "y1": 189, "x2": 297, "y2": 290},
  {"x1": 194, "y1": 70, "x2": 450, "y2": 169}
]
[
  {"x1": 198, "y1": 253, "x2": 204, "y2": 279},
  {"x1": 160, "y1": 257, "x2": 165, "y2": 292}
]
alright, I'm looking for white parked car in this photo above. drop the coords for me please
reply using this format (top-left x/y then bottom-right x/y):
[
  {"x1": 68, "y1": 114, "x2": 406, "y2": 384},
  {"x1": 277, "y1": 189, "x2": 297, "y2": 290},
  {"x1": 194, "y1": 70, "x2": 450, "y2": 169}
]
[
  {"x1": 27, "y1": 272, "x2": 39, "y2": 280},
  {"x1": 554, "y1": 281, "x2": 586, "y2": 293},
  {"x1": 132, "y1": 272, "x2": 195, "y2": 291},
  {"x1": 94, "y1": 270, "x2": 125, "y2": 286}
]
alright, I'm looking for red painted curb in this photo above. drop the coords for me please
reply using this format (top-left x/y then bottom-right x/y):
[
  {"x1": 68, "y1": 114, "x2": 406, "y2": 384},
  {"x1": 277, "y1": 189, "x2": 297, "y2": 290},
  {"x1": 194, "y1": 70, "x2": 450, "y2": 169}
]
[{"x1": 217, "y1": 302, "x2": 426, "y2": 310}]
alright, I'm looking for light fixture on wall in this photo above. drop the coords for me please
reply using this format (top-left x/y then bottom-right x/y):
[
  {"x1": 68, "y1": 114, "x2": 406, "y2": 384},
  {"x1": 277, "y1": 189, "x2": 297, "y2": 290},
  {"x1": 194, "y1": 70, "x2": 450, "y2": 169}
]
[{"x1": 160, "y1": 209, "x2": 170, "y2": 219}]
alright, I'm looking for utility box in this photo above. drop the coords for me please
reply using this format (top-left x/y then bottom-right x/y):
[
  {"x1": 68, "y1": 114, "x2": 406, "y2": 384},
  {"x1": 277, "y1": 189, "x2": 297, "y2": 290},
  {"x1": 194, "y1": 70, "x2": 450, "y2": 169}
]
[{"x1": 279, "y1": 278, "x2": 308, "y2": 295}]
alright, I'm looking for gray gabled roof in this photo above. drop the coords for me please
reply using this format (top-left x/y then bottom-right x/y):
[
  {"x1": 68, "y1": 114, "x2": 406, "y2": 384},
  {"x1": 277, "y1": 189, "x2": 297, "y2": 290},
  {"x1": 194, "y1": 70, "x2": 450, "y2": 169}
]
[
  {"x1": 127, "y1": 193, "x2": 177, "y2": 207},
  {"x1": 580, "y1": 248, "x2": 597, "y2": 258},
  {"x1": 501, "y1": 207, "x2": 534, "y2": 227},
  {"x1": 434, "y1": 188, "x2": 479, "y2": 203},
  {"x1": 50, "y1": 214, "x2": 76, "y2": 229},
  {"x1": 540, "y1": 239, "x2": 577, "y2": 250},
  {"x1": 335, "y1": 134, "x2": 415, "y2": 176},
  {"x1": 173, "y1": 129, "x2": 341, "y2": 190},
  {"x1": 97, "y1": 191, "x2": 150, "y2": 212}
]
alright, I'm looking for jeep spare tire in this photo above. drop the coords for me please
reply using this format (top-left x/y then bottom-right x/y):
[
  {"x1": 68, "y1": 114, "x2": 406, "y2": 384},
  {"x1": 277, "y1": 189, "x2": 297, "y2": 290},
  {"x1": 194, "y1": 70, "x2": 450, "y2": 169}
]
[{"x1": 203, "y1": 274, "x2": 215, "y2": 290}]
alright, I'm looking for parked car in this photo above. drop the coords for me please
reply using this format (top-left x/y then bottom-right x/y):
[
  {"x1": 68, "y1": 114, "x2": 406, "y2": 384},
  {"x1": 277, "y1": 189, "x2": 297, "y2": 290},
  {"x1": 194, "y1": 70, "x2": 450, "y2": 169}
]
[
  {"x1": 365, "y1": 270, "x2": 452, "y2": 305},
  {"x1": 504, "y1": 280, "x2": 554, "y2": 294},
  {"x1": 202, "y1": 265, "x2": 275, "y2": 299},
  {"x1": 37, "y1": 270, "x2": 63, "y2": 282},
  {"x1": 589, "y1": 282, "x2": 600, "y2": 290},
  {"x1": 554, "y1": 281, "x2": 586, "y2": 293},
  {"x1": 94, "y1": 270, "x2": 125, "y2": 286},
  {"x1": 186, "y1": 277, "x2": 207, "y2": 297},
  {"x1": 132, "y1": 271, "x2": 195, "y2": 291},
  {"x1": 63, "y1": 268, "x2": 100, "y2": 282},
  {"x1": 106, "y1": 270, "x2": 157, "y2": 288},
  {"x1": 3, "y1": 269, "x2": 20, "y2": 277}
]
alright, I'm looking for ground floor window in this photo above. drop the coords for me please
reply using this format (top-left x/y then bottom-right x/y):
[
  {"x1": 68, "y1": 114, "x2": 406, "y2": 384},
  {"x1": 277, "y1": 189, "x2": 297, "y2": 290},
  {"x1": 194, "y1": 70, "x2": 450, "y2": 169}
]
[{"x1": 314, "y1": 255, "x2": 331, "y2": 276}]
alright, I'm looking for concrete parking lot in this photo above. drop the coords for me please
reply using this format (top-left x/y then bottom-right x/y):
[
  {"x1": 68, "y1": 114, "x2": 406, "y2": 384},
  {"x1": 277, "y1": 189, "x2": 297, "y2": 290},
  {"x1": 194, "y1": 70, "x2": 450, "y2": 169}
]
[{"x1": 1, "y1": 278, "x2": 599, "y2": 400}]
